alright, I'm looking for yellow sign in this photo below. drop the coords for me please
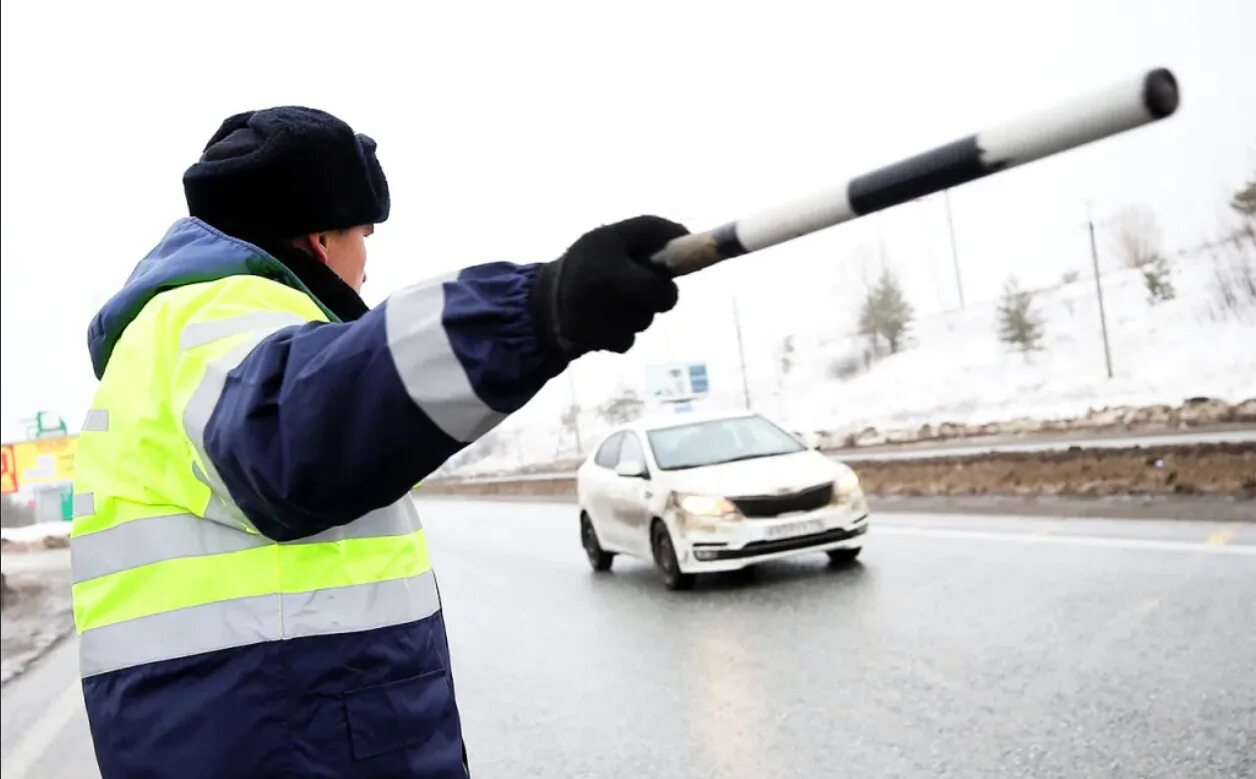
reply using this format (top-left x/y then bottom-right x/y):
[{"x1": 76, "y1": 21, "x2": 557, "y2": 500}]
[
  {"x1": 6, "y1": 436, "x2": 79, "y2": 490},
  {"x1": 1, "y1": 445, "x2": 16, "y2": 494}
]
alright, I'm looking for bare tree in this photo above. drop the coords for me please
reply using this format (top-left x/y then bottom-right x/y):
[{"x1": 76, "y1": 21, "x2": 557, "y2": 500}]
[
  {"x1": 597, "y1": 388, "x2": 645, "y2": 426},
  {"x1": 1232, "y1": 176, "x2": 1256, "y2": 221},
  {"x1": 1230, "y1": 173, "x2": 1256, "y2": 250},
  {"x1": 1111, "y1": 205, "x2": 1165, "y2": 269},
  {"x1": 1210, "y1": 248, "x2": 1256, "y2": 319},
  {"x1": 777, "y1": 335, "x2": 796, "y2": 379},
  {"x1": 559, "y1": 402, "x2": 582, "y2": 456},
  {"x1": 848, "y1": 243, "x2": 880, "y2": 289}
]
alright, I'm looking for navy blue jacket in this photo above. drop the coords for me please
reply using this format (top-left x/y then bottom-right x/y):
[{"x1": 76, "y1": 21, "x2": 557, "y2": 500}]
[{"x1": 82, "y1": 219, "x2": 565, "y2": 778}]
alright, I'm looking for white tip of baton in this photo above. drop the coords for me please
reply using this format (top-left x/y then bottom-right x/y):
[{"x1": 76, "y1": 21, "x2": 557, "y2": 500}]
[{"x1": 978, "y1": 67, "x2": 1178, "y2": 171}]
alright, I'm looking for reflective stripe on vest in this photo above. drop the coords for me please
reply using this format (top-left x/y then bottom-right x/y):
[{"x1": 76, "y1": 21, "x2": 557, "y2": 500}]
[
  {"x1": 385, "y1": 275, "x2": 506, "y2": 442},
  {"x1": 82, "y1": 409, "x2": 109, "y2": 432},
  {"x1": 71, "y1": 505, "x2": 421, "y2": 584},
  {"x1": 180, "y1": 317, "x2": 302, "y2": 535},
  {"x1": 79, "y1": 571, "x2": 441, "y2": 677},
  {"x1": 179, "y1": 310, "x2": 305, "y2": 351},
  {"x1": 71, "y1": 279, "x2": 440, "y2": 677}
]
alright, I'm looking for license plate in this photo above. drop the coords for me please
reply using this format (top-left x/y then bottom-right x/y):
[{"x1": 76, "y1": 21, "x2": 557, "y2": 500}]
[{"x1": 766, "y1": 518, "x2": 824, "y2": 539}]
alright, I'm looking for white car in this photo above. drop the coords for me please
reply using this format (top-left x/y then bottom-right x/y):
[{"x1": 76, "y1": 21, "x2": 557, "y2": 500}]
[{"x1": 576, "y1": 410, "x2": 870, "y2": 589}]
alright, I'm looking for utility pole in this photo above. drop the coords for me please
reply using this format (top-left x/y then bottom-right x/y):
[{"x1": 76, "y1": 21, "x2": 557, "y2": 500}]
[
  {"x1": 943, "y1": 189, "x2": 966, "y2": 310},
  {"x1": 729, "y1": 274, "x2": 752, "y2": 410},
  {"x1": 1087, "y1": 204, "x2": 1115, "y2": 379},
  {"x1": 514, "y1": 428, "x2": 526, "y2": 468},
  {"x1": 566, "y1": 371, "x2": 583, "y2": 458}
]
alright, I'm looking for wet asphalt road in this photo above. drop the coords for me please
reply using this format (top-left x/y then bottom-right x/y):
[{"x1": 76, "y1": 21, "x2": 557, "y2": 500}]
[{"x1": 3, "y1": 500, "x2": 1254, "y2": 778}]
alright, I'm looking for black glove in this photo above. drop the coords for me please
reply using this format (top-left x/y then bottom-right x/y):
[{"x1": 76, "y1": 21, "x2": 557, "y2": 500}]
[{"x1": 531, "y1": 216, "x2": 687, "y2": 358}]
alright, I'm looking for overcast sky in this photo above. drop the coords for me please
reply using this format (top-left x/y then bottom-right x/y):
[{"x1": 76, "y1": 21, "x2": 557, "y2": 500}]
[{"x1": 2, "y1": 0, "x2": 1253, "y2": 441}]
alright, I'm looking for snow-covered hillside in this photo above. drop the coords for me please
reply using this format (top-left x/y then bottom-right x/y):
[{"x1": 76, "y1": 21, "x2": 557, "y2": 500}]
[
  {"x1": 446, "y1": 236, "x2": 1255, "y2": 475},
  {"x1": 766, "y1": 243, "x2": 1256, "y2": 435}
]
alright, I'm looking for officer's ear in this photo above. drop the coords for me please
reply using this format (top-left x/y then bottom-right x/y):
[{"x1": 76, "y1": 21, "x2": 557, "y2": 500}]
[{"x1": 292, "y1": 232, "x2": 334, "y2": 267}]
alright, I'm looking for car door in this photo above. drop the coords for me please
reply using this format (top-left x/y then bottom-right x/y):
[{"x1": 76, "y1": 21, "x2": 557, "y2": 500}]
[
  {"x1": 584, "y1": 433, "x2": 623, "y2": 549},
  {"x1": 608, "y1": 432, "x2": 652, "y2": 557}
]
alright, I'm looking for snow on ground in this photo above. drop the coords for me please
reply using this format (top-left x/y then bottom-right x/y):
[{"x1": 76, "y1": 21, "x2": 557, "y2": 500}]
[
  {"x1": 1, "y1": 521, "x2": 72, "y2": 544},
  {"x1": 768, "y1": 246, "x2": 1256, "y2": 435}
]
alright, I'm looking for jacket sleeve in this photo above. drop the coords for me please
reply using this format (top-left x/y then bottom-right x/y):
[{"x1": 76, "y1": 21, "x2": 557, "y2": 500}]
[{"x1": 190, "y1": 263, "x2": 566, "y2": 541}]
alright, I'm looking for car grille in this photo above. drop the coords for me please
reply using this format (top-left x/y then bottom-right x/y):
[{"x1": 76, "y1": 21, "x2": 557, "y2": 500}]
[{"x1": 731, "y1": 483, "x2": 833, "y2": 518}]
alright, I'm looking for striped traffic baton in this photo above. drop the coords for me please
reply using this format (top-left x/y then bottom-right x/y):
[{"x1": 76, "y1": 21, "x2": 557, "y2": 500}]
[{"x1": 653, "y1": 68, "x2": 1179, "y2": 276}]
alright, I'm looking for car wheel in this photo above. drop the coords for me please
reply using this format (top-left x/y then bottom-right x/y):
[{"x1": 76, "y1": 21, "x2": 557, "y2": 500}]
[
  {"x1": 826, "y1": 547, "x2": 862, "y2": 565},
  {"x1": 651, "y1": 521, "x2": 695, "y2": 591},
  {"x1": 581, "y1": 513, "x2": 614, "y2": 572}
]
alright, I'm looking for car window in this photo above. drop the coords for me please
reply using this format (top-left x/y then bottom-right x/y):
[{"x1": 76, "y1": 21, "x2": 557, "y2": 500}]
[
  {"x1": 647, "y1": 415, "x2": 805, "y2": 470},
  {"x1": 593, "y1": 433, "x2": 623, "y2": 469},
  {"x1": 618, "y1": 433, "x2": 645, "y2": 468}
]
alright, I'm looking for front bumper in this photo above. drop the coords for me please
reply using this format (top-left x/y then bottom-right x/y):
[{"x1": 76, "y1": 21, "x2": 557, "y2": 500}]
[
  {"x1": 699, "y1": 522, "x2": 867, "y2": 561},
  {"x1": 673, "y1": 498, "x2": 870, "y2": 573}
]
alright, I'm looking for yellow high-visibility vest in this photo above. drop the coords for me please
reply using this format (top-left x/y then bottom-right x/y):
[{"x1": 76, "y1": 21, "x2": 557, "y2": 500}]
[{"x1": 72, "y1": 274, "x2": 437, "y2": 677}]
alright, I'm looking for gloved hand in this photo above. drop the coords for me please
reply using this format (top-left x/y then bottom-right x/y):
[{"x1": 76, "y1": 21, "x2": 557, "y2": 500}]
[{"x1": 531, "y1": 216, "x2": 687, "y2": 358}]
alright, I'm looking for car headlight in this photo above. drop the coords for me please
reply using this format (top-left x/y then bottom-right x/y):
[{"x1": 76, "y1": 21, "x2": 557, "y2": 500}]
[
  {"x1": 834, "y1": 468, "x2": 861, "y2": 498},
  {"x1": 677, "y1": 493, "x2": 740, "y2": 518}
]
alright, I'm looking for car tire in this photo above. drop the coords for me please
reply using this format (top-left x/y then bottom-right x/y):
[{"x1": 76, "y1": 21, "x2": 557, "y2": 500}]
[
  {"x1": 826, "y1": 547, "x2": 862, "y2": 565},
  {"x1": 651, "y1": 521, "x2": 695, "y2": 591},
  {"x1": 581, "y1": 513, "x2": 614, "y2": 572}
]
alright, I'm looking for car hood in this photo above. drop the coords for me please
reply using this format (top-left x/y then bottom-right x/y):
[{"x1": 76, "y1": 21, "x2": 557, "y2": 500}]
[{"x1": 657, "y1": 450, "x2": 841, "y2": 498}]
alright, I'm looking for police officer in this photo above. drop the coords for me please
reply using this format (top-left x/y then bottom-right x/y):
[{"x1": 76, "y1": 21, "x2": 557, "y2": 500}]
[{"x1": 70, "y1": 106, "x2": 684, "y2": 778}]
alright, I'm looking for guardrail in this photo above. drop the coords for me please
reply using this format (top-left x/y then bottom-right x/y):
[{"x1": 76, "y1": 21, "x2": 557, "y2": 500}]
[{"x1": 434, "y1": 471, "x2": 575, "y2": 485}]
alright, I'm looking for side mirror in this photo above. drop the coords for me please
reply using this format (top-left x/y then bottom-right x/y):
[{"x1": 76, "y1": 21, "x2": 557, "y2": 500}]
[{"x1": 615, "y1": 460, "x2": 648, "y2": 479}]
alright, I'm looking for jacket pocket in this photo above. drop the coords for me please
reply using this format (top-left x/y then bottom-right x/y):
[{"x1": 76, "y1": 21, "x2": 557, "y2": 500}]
[{"x1": 343, "y1": 667, "x2": 455, "y2": 761}]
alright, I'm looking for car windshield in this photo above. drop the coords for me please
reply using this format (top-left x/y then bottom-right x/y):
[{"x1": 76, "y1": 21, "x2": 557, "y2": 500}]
[{"x1": 647, "y1": 415, "x2": 806, "y2": 470}]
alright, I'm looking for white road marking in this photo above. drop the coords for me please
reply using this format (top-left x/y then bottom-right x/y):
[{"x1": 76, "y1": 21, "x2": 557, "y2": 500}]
[
  {"x1": 871, "y1": 525, "x2": 1256, "y2": 556},
  {"x1": 1, "y1": 680, "x2": 84, "y2": 779}
]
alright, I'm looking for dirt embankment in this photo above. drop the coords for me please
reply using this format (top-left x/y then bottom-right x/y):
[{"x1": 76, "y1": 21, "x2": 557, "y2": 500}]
[
  {"x1": 1, "y1": 555, "x2": 74, "y2": 685},
  {"x1": 846, "y1": 442, "x2": 1255, "y2": 498}
]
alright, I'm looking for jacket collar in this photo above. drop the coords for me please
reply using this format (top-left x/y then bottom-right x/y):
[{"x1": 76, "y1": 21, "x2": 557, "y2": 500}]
[{"x1": 88, "y1": 218, "x2": 357, "y2": 378}]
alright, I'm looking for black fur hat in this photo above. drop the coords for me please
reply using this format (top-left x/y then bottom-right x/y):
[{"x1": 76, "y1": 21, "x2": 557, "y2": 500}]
[{"x1": 183, "y1": 106, "x2": 389, "y2": 243}]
